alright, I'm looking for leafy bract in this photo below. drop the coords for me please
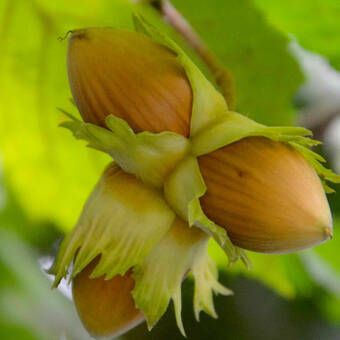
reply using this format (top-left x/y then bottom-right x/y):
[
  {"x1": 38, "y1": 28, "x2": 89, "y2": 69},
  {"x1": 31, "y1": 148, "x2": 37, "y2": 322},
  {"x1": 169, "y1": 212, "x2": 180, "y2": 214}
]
[{"x1": 50, "y1": 162, "x2": 175, "y2": 285}]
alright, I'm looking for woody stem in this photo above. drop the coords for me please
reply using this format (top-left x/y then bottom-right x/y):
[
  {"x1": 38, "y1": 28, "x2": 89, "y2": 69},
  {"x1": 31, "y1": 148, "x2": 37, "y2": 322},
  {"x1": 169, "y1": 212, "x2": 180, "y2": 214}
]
[{"x1": 152, "y1": 0, "x2": 235, "y2": 109}]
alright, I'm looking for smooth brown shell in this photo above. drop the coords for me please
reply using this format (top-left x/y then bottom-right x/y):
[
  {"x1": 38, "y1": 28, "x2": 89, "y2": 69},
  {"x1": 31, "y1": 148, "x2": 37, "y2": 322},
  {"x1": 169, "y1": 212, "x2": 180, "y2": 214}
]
[
  {"x1": 72, "y1": 257, "x2": 144, "y2": 337},
  {"x1": 199, "y1": 137, "x2": 332, "y2": 253},
  {"x1": 68, "y1": 27, "x2": 192, "y2": 136}
]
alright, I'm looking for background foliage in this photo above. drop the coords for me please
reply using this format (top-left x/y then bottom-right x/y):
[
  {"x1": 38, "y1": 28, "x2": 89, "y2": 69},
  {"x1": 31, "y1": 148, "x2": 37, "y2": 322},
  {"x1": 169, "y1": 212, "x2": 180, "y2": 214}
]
[{"x1": 0, "y1": 0, "x2": 339, "y2": 339}]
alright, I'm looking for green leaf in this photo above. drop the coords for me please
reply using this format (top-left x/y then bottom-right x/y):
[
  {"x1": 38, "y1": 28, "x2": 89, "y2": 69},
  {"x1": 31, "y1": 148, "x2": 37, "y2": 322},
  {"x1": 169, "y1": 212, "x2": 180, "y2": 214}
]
[
  {"x1": 170, "y1": 0, "x2": 304, "y2": 125},
  {"x1": 209, "y1": 239, "x2": 297, "y2": 298},
  {"x1": 254, "y1": 0, "x2": 340, "y2": 70},
  {"x1": 0, "y1": 0, "x2": 134, "y2": 232},
  {"x1": 314, "y1": 219, "x2": 340, "y2": 275},
  {"x1": 0, "y1": 229, "x2": 93, "y2": 340}
]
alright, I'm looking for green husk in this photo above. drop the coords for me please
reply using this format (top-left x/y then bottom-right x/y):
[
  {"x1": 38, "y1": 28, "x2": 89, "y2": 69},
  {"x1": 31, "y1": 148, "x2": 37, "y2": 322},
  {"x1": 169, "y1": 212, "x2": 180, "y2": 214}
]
[
  {"x1": 132, "y1": 217, "x2": 209, "y2": 336},
  {"x1": 192, "y1": 252, "x2": 233, "y2": 321},
  {"x1": 61, "y1": 113, "x2": 190, "y2": 188},
  {"x1": 49, "y1": 162, "x2": 175, "y2": 286}
]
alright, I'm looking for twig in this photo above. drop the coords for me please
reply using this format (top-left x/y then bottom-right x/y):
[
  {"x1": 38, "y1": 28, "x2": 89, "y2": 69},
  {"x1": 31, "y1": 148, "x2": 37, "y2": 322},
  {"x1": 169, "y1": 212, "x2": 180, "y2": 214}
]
[{"x1": 152, "y1": 0, "x2": 235, "y2": 109}]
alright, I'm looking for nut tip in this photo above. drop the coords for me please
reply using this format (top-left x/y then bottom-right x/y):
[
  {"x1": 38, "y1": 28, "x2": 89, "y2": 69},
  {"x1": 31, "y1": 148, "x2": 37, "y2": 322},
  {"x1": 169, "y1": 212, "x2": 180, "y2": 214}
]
[
  {"x1": 323, "y1": 224, "x2": 333, "y2": 240},
  {"x1": 69, "y1": 29, "x2": 89, "y2": 40}
]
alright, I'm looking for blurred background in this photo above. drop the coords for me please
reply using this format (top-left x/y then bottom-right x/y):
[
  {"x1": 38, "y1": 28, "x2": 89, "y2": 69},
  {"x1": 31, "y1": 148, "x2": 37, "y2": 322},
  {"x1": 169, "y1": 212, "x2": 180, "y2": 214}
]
[{"x1": 0, "y1": 0, "x2": 340, "y2": 339}]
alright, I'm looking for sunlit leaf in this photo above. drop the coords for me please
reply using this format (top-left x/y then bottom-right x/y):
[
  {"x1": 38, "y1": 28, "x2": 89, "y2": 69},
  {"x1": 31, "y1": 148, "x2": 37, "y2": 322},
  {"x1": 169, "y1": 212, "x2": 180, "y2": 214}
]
[
  {"x1": 0, "y1": 0, "x2": 135, "y2": 232},
  {"x1": 255, "y1": 0, "x2": 340, "y2": 71},
  {"x1": 170, "y1": 0, "x2": 304, "y2": 125}
]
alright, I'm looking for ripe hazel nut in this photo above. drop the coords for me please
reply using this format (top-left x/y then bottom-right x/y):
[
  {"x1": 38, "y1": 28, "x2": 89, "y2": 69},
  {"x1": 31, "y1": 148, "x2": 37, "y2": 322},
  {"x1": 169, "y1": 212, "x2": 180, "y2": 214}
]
[
  {"x1": 67, "y1": 27, "x2": 192, "y2": 136},
  {"x1": 72, "y1": 256, "x2": 144, "y2": 338},
  {"x1": 199, "y1": 137, "x2": 332, "y2": 253}
]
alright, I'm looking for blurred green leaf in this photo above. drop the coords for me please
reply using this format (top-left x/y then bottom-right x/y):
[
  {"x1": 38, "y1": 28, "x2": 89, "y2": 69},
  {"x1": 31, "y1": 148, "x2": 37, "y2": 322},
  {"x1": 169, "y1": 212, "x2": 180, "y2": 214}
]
[
  {"x1": 170, "y1": 0, "x2": 304, "y2": 125},
  {"x1": 280, "y1": 254, "x2": 316, "y2": 298},
  {"x1": 124, "y1": 271, "x2": 340, "y2": 340},
  {"x1": 0, "y1": 320, "x2": 43, "y2": 340},
  {"x1": 314, "y1": 219, "x2": 340, "y2": 275},
  {"x1": 0, "y1": 171, "x2": 61, "y2": 251},
  {"x1": 0, "y1": 229, "x2": 94, "y2": 340},
  {"x1": 254, "y1": 0, "x2": 340, "y2": 70},
  {"x1": 299, "y1": 248, "x2": 340, "y2": 324},
  {"x1": 326, "y1": 183, "x2": 340, "y2": 218},
  {"x1": 0, "y1": 0, "x2": 136, "y2": 232},
  {"x1": 209, "y1": 240, "x2": 296, "y2": 297}
]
